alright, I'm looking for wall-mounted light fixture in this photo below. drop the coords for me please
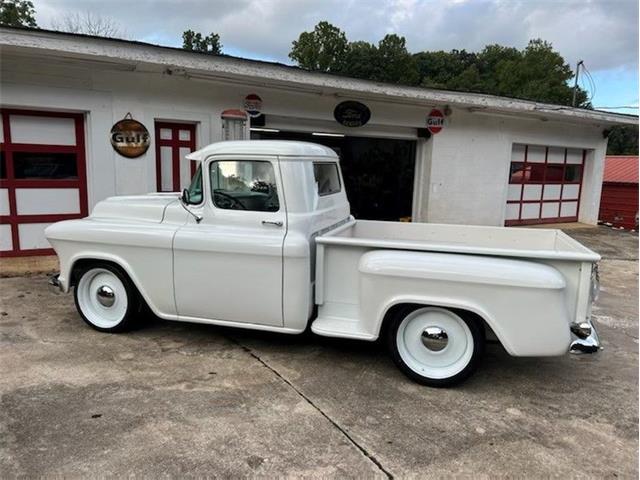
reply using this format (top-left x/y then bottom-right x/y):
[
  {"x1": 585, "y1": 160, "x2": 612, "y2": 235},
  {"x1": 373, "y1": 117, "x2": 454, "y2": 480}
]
[
  {"x1": 312, "y1": 132, "x2": 345, "y2": 137},
  {"x1": 250, "y1": 127, "x2": 280, "y2": 133}
]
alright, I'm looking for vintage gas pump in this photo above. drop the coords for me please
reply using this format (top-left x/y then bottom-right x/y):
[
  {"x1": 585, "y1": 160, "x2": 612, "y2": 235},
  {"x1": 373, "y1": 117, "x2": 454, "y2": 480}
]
[{"x1": 221, "y1": 109, "x2": 248, "y2": 141}]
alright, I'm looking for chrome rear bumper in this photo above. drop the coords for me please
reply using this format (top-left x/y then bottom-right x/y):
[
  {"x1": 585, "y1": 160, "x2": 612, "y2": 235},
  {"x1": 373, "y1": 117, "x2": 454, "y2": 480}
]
[
  {"x1": 48, "y1": 273, "x2": 63, "y2": 294},
  {"x1": 569, "y1": 320, "x2": 602, "y2": 354}
]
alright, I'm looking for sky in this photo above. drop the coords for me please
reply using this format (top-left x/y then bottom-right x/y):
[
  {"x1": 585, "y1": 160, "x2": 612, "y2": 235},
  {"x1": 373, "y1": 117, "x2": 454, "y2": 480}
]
[{"x1": 34, "y1": 0, "x2": 639, "y2": 115}]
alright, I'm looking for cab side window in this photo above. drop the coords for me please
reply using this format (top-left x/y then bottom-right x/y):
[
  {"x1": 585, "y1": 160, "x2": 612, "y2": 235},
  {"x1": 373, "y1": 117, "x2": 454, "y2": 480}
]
[{"x1": 210, "y1": 160, "x2": 280, "y2": 212}]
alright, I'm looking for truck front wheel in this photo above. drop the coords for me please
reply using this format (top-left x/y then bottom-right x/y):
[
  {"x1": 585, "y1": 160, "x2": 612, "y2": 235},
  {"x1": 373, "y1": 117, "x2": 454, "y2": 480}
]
[
  {"x1": 73, "y1": 263, "x2": 142, "y2": 333},
  {"x1": 387, "y1": 306, "x2": 484, "y2": 387}
]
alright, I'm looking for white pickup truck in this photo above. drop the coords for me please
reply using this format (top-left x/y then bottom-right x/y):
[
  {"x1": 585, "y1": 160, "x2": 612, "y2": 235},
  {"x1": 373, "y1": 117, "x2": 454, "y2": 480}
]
[{"x1": 46, "y1": 140, "x2": 601, "y2": 386}]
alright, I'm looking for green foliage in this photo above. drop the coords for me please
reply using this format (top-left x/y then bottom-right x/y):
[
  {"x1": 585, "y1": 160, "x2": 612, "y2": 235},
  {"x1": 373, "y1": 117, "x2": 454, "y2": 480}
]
[
  {"x1": 182, "y1": 30, "x2": 222, "y2": 54},
  {"x1": 289, "y1": 21, "x2": 348, "y2": 72},
  {"x1": 289, "y1": 23, "x2": 590, "y2": 108},
  {"x1": 290, "y1": 23, "x2": 416, "y2": 84},
  {"x1": 0, "y1": 0, "x2": 37, "y2": 27},
  {"x1": 375, "y1": 34, "x2": 419, "y2": 85},
  {"x1": 416, "y1": 39, "x2": 589, "y2": 107},
  {"x1": 341, "y1": 41, "x2": 378, "y2": 79},
  {"x1": 606, "y1": 125, "x2": 639, "y2": 155}
]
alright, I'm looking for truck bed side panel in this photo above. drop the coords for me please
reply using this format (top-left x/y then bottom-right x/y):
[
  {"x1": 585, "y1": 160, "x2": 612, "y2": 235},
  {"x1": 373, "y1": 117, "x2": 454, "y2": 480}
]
[{"x1": 313, "y1": 246, "x2": 575, "y2": 356}]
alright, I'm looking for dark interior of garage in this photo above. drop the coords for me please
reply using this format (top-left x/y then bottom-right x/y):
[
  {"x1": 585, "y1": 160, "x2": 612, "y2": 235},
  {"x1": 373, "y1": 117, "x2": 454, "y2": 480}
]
[{"x1": 250, "y1": 129, "x2": 416, "y2": 221}]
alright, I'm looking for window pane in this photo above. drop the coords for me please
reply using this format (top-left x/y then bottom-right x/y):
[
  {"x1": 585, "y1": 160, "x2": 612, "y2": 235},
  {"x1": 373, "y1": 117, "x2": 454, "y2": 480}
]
[
  {"x1": 509, "y1": 163, "x2": 525, "y2": 183},
  {"x1": 13, "y1": 152, "x2": 78, "y2": 179},
  {"x1": 0, "y1": 152, "x2": 5, "y2": 179},
  {"x1": 545, "y1": 165, "x2": 564, "y2": 182},
  {"x1": 186, "y1": 164, "x2": 203, "y2": 204},
  {"x1": 527, "y1": 164, "x2": 545, "y2": 182},
  {"x1": 210, "y1": 160, "x2": 279, "y2": 212},
  {"x1": 564, "y1": 165, "x2": 582, "y2": 182},
  {"x1": 313, "y1": 163, "x2": 341, "y2": 196}
]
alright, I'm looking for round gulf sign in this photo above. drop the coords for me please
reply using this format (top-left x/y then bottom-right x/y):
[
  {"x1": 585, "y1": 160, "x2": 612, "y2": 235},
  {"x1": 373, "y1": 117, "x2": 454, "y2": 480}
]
[
  {"x1": 427, "y1": 109, "x2": 445, "y2": 134},
  {"x1": 110, "y1": 115, "x2": 150, "y2": 158},
  {"x1": 244, "y1": 94, "x2": 263, "y2": 118}
]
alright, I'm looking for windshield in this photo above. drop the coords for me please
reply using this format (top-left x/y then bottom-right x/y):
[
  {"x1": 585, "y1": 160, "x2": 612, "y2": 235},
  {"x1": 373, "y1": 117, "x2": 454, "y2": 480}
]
[{"x1": 185, "y1": 164, "x2": 203, "y2": 204}]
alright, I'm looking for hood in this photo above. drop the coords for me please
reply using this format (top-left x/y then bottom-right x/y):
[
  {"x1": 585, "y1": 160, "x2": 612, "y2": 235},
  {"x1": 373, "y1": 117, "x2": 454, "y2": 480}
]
[{"x1": 90, "y1": 193, "x2": 180, "y2": 223}]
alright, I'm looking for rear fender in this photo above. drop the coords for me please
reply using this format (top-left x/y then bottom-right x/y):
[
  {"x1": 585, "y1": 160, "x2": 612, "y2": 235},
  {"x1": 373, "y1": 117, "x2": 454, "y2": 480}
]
[
  {"x1": 378, "y1": 295, "x2": 510, "y2": 353},
  {"x1": 359, "y1": 250, "x2": 571, "y2": 356}
]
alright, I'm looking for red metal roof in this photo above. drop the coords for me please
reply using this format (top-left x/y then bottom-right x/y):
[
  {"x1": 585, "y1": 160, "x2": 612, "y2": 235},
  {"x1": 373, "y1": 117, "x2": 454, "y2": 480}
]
[{"x1": 603, "y1": 156, "x2": 639, "y2": 184}]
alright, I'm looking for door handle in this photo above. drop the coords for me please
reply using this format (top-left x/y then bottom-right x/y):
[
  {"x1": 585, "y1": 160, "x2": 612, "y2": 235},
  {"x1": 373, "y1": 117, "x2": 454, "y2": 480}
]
[{"x1": 262, "y1": 220, "x2": 283, "y2": 227}]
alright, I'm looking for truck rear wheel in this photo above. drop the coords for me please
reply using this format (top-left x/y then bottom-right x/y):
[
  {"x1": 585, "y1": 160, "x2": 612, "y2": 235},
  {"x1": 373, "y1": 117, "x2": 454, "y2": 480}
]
[
  {"x1": 73, "y1": 263, "x2": 142, "y2": 333},
  {"x1": 387, "y1": 306, "x2": 484, "y2": 387}
]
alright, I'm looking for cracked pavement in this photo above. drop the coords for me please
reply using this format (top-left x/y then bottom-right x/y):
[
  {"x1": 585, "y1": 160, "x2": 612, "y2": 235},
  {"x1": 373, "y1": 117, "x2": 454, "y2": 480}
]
[{"x1": 0, "y1": 226, "x2": 637, "y2": 478}]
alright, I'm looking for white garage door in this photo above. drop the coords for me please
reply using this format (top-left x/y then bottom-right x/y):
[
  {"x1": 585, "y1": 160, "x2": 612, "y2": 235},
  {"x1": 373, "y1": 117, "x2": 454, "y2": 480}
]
[
  {"x1": 505, "y1": 143, "x2": 585, "y2": 226},
  {"x1": 0, "y1": 109, "x2": 87, "y2": 256}
]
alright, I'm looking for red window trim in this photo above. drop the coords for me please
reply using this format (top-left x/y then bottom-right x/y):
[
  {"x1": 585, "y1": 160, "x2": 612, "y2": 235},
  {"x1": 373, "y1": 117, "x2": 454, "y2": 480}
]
[
  {"x1": 0, "y1": 108, "x2": 87, "y2": 257},
  {"x1": 154, "y1": 122, "x2": 197, "y2": 192}
]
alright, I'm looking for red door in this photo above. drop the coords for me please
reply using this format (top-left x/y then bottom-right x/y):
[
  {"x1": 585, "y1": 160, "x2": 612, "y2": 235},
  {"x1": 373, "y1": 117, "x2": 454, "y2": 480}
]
[{"x1": 155, "y1": 122, "x2": 197, "y2": 192}]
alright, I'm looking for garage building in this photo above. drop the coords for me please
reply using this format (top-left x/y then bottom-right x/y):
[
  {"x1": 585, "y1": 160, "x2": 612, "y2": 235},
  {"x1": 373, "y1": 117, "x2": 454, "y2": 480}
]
[
  {"x1": 598, "y1": 155, "x2": 639, "y2": 230},
  {"x1": 0, "y1": 26, "x2": 637, "y2": 257}
]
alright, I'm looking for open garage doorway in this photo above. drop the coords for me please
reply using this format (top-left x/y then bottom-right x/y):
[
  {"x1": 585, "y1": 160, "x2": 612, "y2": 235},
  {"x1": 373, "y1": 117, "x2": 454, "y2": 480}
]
[{"x1": 250, "y1": 130, "x2": 416, "y2": 221}]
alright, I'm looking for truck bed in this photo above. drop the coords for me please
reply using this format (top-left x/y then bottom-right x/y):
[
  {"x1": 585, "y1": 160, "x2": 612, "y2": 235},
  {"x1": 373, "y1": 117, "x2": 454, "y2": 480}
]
[
  {"x1": 312, "y1": 219, "x2": 599, "y2": 342},
  {"x1": 316, "y1": 219, "x2": 600, "y2": 262}
]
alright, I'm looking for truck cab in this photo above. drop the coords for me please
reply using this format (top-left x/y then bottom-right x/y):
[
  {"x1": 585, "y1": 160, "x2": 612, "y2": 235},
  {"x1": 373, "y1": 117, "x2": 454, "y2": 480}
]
[{"x1": 174, "y1": 141, "x2": 350, "y2": 332}]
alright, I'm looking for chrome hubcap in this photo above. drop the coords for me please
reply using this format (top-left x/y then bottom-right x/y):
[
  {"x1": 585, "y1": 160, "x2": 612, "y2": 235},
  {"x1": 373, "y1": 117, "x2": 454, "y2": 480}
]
[
  {"x1": 421, "y1": 327, "x2": 448, "y2": 352},
  {"x1": 96, "y1": 285, "x2": 115, "y2": 307}
]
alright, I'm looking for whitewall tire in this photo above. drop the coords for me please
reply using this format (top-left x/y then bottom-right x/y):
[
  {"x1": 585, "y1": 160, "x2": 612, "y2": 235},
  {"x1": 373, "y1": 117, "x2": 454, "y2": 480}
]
[
  {"x1": 73, "y1": 263, "x2": 142, "y2": 332},
  {"x1": 388, "y1": 306, "x2": 484, "y2": 387}
]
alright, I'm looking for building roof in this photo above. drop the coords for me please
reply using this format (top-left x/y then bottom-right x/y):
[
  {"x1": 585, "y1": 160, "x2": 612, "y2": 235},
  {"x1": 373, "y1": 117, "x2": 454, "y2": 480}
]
[
  {"x1": 0, "y1": 26, "x2": 637, "y2": 127},
  {"x1": 603, "y1": 156, "x2": 639, "y2": 184},
  {"x1": 186, "y1": 140, "x2": 338, "y2": 161}
]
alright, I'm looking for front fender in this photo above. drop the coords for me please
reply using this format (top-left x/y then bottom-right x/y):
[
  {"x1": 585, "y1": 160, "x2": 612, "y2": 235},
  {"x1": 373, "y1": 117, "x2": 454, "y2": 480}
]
[
  {"x1": 358, "y1": 250, "x2": 571, "y2": 356},
  {"x1": 60, "y1": 250, "x2": 177, "y2": 320},
  {"x1": 46, "y1": 218, "x2": 178, "y2": 319}
]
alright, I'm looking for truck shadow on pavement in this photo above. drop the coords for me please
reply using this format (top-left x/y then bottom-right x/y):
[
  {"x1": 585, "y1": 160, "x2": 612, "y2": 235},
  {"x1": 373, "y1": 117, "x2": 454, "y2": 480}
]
[{"x1": 139, "y1": 312, "x2": 581, "y2": 393}]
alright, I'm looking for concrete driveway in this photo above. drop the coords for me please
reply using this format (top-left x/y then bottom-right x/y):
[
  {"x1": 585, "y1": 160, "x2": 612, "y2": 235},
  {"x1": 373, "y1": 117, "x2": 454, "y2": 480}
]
[{"x1": 1, "y1": 226, "x2": 637, "y2": 478}]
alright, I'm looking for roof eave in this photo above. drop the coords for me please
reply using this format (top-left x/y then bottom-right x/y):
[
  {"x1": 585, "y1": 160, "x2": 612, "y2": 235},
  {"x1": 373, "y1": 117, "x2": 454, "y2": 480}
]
[{"x1": 0, "y1": 27, "x2": 637, "y2": 127}]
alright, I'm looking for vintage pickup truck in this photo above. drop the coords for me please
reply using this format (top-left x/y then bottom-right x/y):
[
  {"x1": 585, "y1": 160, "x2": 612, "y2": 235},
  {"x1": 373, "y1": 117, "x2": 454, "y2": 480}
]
[{"x1": 46, "y1": 140, "x2": 601, "y2": 386}]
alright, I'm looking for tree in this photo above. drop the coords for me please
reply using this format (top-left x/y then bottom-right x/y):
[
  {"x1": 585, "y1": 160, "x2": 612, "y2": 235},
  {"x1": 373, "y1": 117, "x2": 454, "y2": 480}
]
[
  {"x1": 51, "y1": 12, "x2": 125, "y2": 38},
  {"x1": 290, "y1": 22, "x2": 417, "y2": 84},
  {"x1": 374, "y1": 34, "x2": 419, "y2": 85},
  {"x1": 289, "y1": 21, "x2": 348, "y2": 72},
  {"x1": 606, "y1": 125, "x2": 639, "y2": 155},
  {"x1": 340, "y1": 41, "x2": 378, "y2": 80},
  {"x1": 415, "y1": 49, "x2": 479, "y2": 89},
  {"x1": 182, "y1": 30, "x2": 222, "y2": 54},
  {"x1": 0, "y1": 0, "x2": 36, "y2": 27},
  {"x1": 493, "y1": 39, "x2": 589, "y2": 107},
  {"x1": 289, "y1": 24, "x2": 590, "y2": 109},
  {"x1": 416, "y1": 40, "x2": 589, "y2": 107}
]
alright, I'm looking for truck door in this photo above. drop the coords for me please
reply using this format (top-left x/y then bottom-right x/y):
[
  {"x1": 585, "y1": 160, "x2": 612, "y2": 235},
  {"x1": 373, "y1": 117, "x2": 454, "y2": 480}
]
[{"x1": 173, "y1": 156, "x2": 285, "y2": 326}]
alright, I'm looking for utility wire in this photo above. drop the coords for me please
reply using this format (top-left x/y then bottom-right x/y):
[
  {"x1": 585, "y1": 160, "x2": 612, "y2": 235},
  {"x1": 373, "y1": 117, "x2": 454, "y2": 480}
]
[{"x1": 581, "y1": 62, "x2": 597, "y2": 102}]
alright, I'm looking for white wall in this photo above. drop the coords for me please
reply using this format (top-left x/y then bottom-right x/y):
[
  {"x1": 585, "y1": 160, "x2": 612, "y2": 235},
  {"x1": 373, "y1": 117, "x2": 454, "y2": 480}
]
[
  {"x1": 0, "y1": 55, "x2": 609, "y2": 226},
  {"x1": 422, "y1": 109, "x2": 608, "y2": 225}
]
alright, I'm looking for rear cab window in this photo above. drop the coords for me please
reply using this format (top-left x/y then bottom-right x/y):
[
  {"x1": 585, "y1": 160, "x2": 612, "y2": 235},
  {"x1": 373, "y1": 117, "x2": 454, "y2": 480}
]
[{"x1": 313, "y1": 162, "x2": 341, "y2": 196}]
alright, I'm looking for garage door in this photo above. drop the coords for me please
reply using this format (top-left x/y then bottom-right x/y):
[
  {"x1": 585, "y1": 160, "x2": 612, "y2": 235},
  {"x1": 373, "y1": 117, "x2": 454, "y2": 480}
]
[
  {"x1": 505, "y1": 144, "x2": 585, "y2": 226},
  {"x1": 0, "y1": 109, "x2": 87, "y2": 256},
  {"x1": 250, "y1": 129, "x2": 416, "y2": 221}
]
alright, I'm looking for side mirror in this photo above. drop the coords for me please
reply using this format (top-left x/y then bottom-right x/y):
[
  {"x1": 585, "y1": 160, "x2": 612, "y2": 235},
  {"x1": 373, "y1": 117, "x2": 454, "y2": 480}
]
[{"x1": 181, "y1": 188, "x2": 191, "y2": 204}]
